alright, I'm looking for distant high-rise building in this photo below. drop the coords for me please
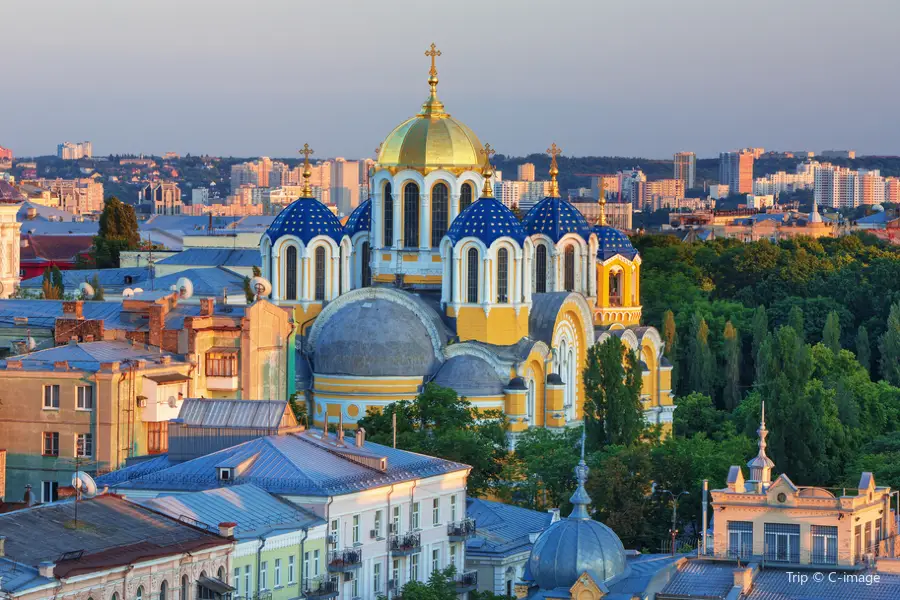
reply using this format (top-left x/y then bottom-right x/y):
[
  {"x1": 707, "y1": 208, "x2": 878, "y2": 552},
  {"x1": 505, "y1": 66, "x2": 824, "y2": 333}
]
[
  {"x1": 859, "y1": 170, "x2": 885, "y2": 205},
  {"x1": 31, "y1": 178, "x2": 104, "y2": 214},
  {"x1": 719, "y1": 151, "x2": 754, "y2": 195},
  {"x1": 885, "y1": 177, "x2": 900, "y2": 205},
  {"x1": 57, "y1": 141, "x2": 92, "y2": 160},
  {"x1": 517, "y1": 163, "x2": 536, "y2": 182},
  {"x1": 330, "y1": 157, "x2": 361, "y2": 216},
  {"x1": 191, "y1": 187, "x2": 210, "y2": 206},
  {"x1": 673, "y1": 152, "x2": 696, "y2": 190},
  {"x1": 821, "y1": 150, "x2": 856, "y2": 160},
  {"x1": 590, "y1": 175, "x2": 618, "y2": 201},
  {"x1": 618, "y1": 168, "x2": 647, "y2": 208},
  {"x1": 814, "y1": 164, "x2": 859, "y2": 209},
  {"x1": 141, "y1": 182, "x2": 183, "y2": 215}
]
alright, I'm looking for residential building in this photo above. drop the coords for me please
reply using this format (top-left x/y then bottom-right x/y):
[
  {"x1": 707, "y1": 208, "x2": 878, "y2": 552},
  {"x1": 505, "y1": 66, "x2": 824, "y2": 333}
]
[
  {"x1": 102, "y1": 423, "x2": 473, "y2": 600},
  {"x1": 821, "y1": 149, "x2": 856, "y2": 159},
  {"x1": 753, "y1": 162, "x2": 818, "y2": 197},
  {"x1": 191, "y1": 187, "x2": 210, "y2": 206},
  {"x1": 57, "y1": 141, "x2": 92, "y2": 160},
  {"x1": 886, "y1": 177, "x2": 900, "y2": 204},
  {"x1": 860, "y1": 169, "x2": 886, "y2": 205},
  {"x1": 570, "y1": 198, "x2": 634, "y2": 230},
  {"x1": 0, "y1": 146, "x2": 12, "y2": 161},
  {"x1": 517, "y1": 163, "x2": 535, "y2": 182},
  {"x1": 744, "y1": 194, "x2": 775, "y2": 210},
  {"x1": 590, "y1": 175, "x2": 618, "y2": 201},
  {"x1": 645, "y1": 179, "x2": 685, "y2": 202},
  {"x1": 141, "y1": 181, "x2": 183, "y2": 215},
  {"x1": 719, "y1": 151, "x2": 754, "y2": 195},
  {"x1": 120, "y1": 156, "x2": 156, "y2": 167},
  {"x1": 330, "y1": 157, "x2": 361, "y2": 216},
  {"x1": 0, "y1": 494, "x2": 234, "y2": 600},
  {"x1": 814, "y1": 164, "x2": 860, "y2": 208},
  {"x1": 143, "y1": 484, "x2": 327, "y2": 600},
  {"x1": 28, "y1": 178, "x2": 104, "y2": 214},
  {"x1": 493, "y1": 180, "x2": 550, "y2": 211},
  {"x1": 465, "y1": 498, "x2": 555, "y2": 597},
  {"x1": 708, "y1": 184, "x2": 730, "y2": 199},
  {"x1": 227, "y1": 183, "x2": 256, "y2": 207},
  {"x1": 618, "y1": 168, "x2": 647, "y2": 208},
  {"x1": 0, "y1": 181, "x2": 23, "y2": 298},
  {"x1": 673, "y1": 151, "x2": 696, "y2": 189}
]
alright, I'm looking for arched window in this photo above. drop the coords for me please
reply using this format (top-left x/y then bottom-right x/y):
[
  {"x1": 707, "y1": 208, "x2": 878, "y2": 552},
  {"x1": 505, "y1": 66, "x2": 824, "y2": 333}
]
[
  {"x1": 314, "y1": 246, "x2": 326, "y2": 301},
  {"x1": 383, "y1": 182, "x2": 393, "y2": 247},
  {"x1": 111, "y1": 594, "x2": 118, "y2": 600},
  {"x1": 431, "y1": 182, "x2": 449, "y2": 247},
  {"x1": 361, "y1": 242, "x2": 371, "y2": 287},
  {"x1": 535, "y1": 245, "x2": 547, "y2": 293},
  {"x1": 460, "y1": 182, "x2": 474, "y2": 213},
  {"x1": 609, "y1": 270, "x2": 622, "y2": 306},
  {"x1": 160, "y1": 580, "x2": 168, "y2": 600},
  {"x1": 497, "y1": 248, "x2": 509, "y2": 303},
  {"x1": 136, "y1": 586, "x2": 144, "y2": 600},
  {"x1": 466, "y1": 248, "x2": 479, "y2": 303},
  {"x1": 403, "y1": 183, "x2": 420, "y2": 248},
  {"x1": 217, "y1": 567, "x2": 225, "y2": 581},
  {"x1": 564, "y1": 246, "x2": 575, "y2": 292},
  {"x1": 526, "y1": 379, "x2": 536, "y2": 423},
  {"x1": 181, "y1": 575, "x2": 189, "y2": 600},
  {"x1": 285, "y1": 245, "x2": 297, "y2": 300}
]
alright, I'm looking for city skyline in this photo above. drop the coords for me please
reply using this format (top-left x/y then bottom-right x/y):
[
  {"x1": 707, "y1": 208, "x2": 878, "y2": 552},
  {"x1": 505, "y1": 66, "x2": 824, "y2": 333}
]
[{"x1": 4, "y1": 0, "x2": 900, "y2": 159}]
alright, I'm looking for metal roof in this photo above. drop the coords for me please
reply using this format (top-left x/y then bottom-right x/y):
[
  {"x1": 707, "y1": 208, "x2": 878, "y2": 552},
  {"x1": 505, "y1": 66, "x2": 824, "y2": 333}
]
[
  {"x1": 114, "y1": 431, "x2": 470, "y2": 497},
  {"x1": 465, "y1": 498, "x2": 553, "y2": 558},
  {"x1": 156, "y1": 248, "x2": 261, "y2": 267},
  {"x1": 151, "y1": 267, "x2": 248, "y2": 298},
  {"x1": 141, "y1": 484, "x2": 324, "y2": 539},
  {"x1": 0, "y1": 340, "x2": 185, "y2": 372},
  {"x1": 177, "y1": 398, "x2": 291, "y2": 429},
  {"x1": 658, "y1": 559, "x2": 735, "y2": 598},
  {"x1": 19, "y1": 267, "x2": 151, "y2": 290}
]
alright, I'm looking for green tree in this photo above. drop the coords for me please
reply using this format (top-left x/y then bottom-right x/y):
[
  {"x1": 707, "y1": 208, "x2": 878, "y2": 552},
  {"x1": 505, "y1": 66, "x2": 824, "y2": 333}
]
[
  {"x1": 388, "y1": 567, "x2": 458, "y2": 600},
  {"x1": 582, "y1": 336, "x2": 644, "y2": 447},
  {"x1": 243, "y1": 276, "x2": 255, "y2": 303},
  {"x1": 788, "y1": 305, "x2": 805, "y2": 341},
  {"x1": 823, "y1": 310, "x2": 841, "y2": 355},
  {"x1": 662, "y1": 310, "x2": 678, "y2": 391},
  {"x1": 687, "y1": 313, "x2": 714, "y2": 398},
  {"x1": 92, "y1": 197, "x2": 141, "y2": 268},
  {"x1": 722, "y1": 320, "x2": 742, "y2": 410},
  {"x1": 586, "y1": 444, "x2": 655, "y2": 549},
  {"x1": 880, "y1": 302, "x2": 900, "y2": 386},
  {"x1": 41, "y1": 266, "x2": 64, "y2": 299},
  {"x1": 751, "y1": 305, "x2": 769, "y2": 364},
  {"x1": 673, "y1": 392, "x2": 730, "y2": 440},
  {"x1": 511, "y1": 427, "x2": 580, "y2": 511},
  {"x1": 90, "y1": 273, "x2": 104, "y2": 301},
  {"x1": 856, "y1": 325, "x2": 871, "y2": 374},
  {"x1": 357, "y1": 383, "x2": 508, "y2": 496}
]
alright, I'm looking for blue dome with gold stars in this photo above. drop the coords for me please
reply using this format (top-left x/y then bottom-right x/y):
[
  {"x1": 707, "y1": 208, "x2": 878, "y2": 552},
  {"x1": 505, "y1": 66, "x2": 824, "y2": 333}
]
[
  {"x1": 446, "y1": 196, "x2": 526, "y2": 245},
  {"x1": 345, "y1": 198, "x2": 371, "y2": 236},
  {"x1": 265, "y1": 197, "x2": 347, "y2": 245},
  {"x1": 522, "y1": 196, "x2": 591, "y2": 243},
  {"x1": 594, "y1": 226, "x2": 638, "y2": 260}
]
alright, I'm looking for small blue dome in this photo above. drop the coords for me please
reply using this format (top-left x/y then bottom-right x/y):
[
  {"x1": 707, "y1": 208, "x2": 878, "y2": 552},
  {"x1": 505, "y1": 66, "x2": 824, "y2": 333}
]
[
  {"x1": 265, "y1": 197, "x2": 346, "y2": 245},
  {"x1": 594, "y1": 226, "x2": 638, "y2": 260},
  {"x1": 522, "y1": 196, "x2": 591, "y2": 243},
  {"x1": 446, "y1": 196, "x2": 526, "y2": 245},
  {"x1": 345, "y1": 198, "x2": 371, "y2": 236}
]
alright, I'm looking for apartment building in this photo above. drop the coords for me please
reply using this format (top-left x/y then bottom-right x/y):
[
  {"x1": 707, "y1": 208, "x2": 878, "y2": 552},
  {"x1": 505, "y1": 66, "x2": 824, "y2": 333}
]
[
  {"x1": 517, "y1": 163, "x2": 536, "y2": 182},
  {"x1": 331, "y1": 157, "x2": 361, "y2": 216},
  {"x1": 814, "y1": 164, "x2": 860, "y2": 208},
  {"x1": 719, "y1": 151, "x2": 754, "y2": 195},
  {"x1": 28, "y1": 178, "x2": 104, "y2": 214},
  {"x1": 57, "y1": 141, "x2": 92, "y2": 160},
  {"x1": 673, "y1": 151, "x2": 696, "y2": 189}
]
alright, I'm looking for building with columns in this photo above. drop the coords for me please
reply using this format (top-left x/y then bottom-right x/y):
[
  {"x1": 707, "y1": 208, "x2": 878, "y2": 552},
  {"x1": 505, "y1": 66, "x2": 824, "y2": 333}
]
[{"x1": 259, "y1": 46, "x2": 673, "y2": 442}]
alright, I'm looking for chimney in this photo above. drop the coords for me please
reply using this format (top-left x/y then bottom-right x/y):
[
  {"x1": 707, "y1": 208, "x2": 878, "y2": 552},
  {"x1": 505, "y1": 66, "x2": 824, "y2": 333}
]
[
  {"x1": 355, "y1": 427, "x2": 366, "y2": 448},
  {"x1": 23, "y1": 484, "x2": 35, "y2": 507},
  {"x1": 38, "y1": 561, "x2": 56, "y2": 578},
  {"x1": 733, "y1": 564, "x2": 758, "y2": 594},
  {"x1": 84, "y1": 334, "x2": 94, "y2": 342},
  {"x1": 199, "y1": 297, "x2": 215, "y2": 316},
  {"x1": 338, "y1": 414, "x2": 344, "y2": 444},
  {"x1": 148, "y1": 305, "x2": 165, "y2": 348},
  {"x1": 0, "y1": 535, "x2": 5, "y2": 557},
  {"x1": 218, "y1": 522, "x2": 237, "y2": 538},
  {"x1": 54, "y1": 360, "x2": 69, "y2": 371},
  {"x1": 62, "y1": 300, "x2": 84, "y2": 320},
  {"x1": 6, "y1": 359, "x2": 22, "y2": 370}
]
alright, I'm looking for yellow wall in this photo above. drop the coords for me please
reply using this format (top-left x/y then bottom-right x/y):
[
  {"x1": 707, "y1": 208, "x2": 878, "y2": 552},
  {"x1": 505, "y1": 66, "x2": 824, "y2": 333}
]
[
  {"x1": 595, "y1": 257, "x2": 641, "y2": 327},
  {"x1": 455, "y1": 306, "x2": 529, "y2": 345},
  {"x1": 291, "y1": 303, "x2": 323, "y2": 334}
]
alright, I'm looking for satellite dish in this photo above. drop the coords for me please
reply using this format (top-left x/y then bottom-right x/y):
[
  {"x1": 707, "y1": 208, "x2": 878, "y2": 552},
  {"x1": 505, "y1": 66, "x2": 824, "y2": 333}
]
[
  {"x1": 25, "y1": 337, "x2": 36, "y2": 350},
  {"x1": 122, "y1": 288, "x2": 135, "y2": 297},
  {"x1": 71, "y1": 471, "x2": 98, "y2": 497},
  {"x1": 168, "y1": 395, "x2": 178, "y2": 408},
  {"x1": 176, "y1": 277, "x2": 194, "y2": 299},
  {"x1": 250, "y1": 276, "x2": 272, "y2": 298},
  {"x1": 79, "y1": 282, "x2": 95, "y2": 299},
  {"x1": 169, "y1": 284, "x2": 177, "y2": 291},
  {"x1": 132, "y1": 287, "x2": 144, "y2": 294}
]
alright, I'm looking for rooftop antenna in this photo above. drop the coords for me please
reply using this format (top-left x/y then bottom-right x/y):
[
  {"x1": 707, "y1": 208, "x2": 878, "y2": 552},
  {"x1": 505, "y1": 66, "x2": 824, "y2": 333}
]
[{"x1": 392, "y1": 411, "x2": 397, "y2": 448}]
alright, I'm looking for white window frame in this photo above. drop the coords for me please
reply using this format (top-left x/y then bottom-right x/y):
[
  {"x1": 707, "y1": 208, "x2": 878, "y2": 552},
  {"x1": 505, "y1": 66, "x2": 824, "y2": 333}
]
[
  {"x1": 304, "y1": 551, "x2": 310, "y2": 579},
  {"x1": 288, "y1": 555, "x2": 296, "y2": 584},
  {"x1": 41, "y1": 480, "x2": 59, "y2": 503},
  {"x1": 75, "y1": 433, "x2": 92, "y2": 458},
  {"x1": 412, "y1": 502, "x2": 420, "y2": 530},
  {"x1": 76, "y1": 385, "x2": 93, "y2": 410},
  {"x1": 43, "y1": 384, "x2": 60, "y2": 410},
  {"x1": 352, "y1": 514, "x2": 360, "y2": 544},
  {"x1": 275, "y1": 558, "x2": 281, "y2": 587},
  {"x1": 411, "y1": 553, "x2": 420, "y2": 581},
  {"x1": 431, "y1": 548, "x2": 440, "y2": 573},
  {"x1": 313, "y1": 549, "x2": 320, "y2": 577},
  {"x1": 260, "y1": 561, "x2": 268, "y2": 590},
  {"x1": 450, "y1": 495, "x2": 457, "y2": 522},
  {"x1": 392, "y1": 505, "x2": 401, "y2": 534},
  {"x1": 373, "y1": 562, "x2": 382, "y2": 593},
  {"x1": 233, "y1": 568, "x2": 241, "y2": 596},
  {"x1": 392, "y1": 558, "x2": 400, "y2": 588},
  {"x1": 432, "y1": 498, "x2": 440, "y2": 526},
  {"x1": 375, "y1": 510, "x2": 383, "y2": 537}
]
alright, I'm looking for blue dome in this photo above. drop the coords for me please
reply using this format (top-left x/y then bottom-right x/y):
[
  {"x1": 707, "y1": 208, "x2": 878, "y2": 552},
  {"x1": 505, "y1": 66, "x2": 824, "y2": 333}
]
[
  {"x1": 345, "y1": 198, "x2": 371, "y2": 236},
  {"x1": 594, "y1": 225, "x2": 638, "y2": 260},
  {"x1": 265, "y1": 197, "x2": 346, "y2": 245},
  {"x1": 522, "y1": 196, "x2": 591, "y2": 242},
  {"x1": 446, "y1": 196, "x2": 526, "y2": 245}
]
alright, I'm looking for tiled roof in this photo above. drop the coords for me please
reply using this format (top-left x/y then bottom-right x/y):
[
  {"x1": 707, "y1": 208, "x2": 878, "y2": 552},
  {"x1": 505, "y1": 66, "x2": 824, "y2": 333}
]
[
  {"x1": 156, "y1": 248, "x2": 261, "y2": 267},
  {"x1": 177, "y1": 398, "x2": 290, "y2": 429},
  {"x1": 265, "y1": 197, "x2": 346, "y2": 245},
  {"x1": 465, "y1": 498, "x2": 553, "y2": 557},
  {"x1": 113, "y1": 431, "x2": 469, "y2": 496},
  {"x1": 522, "y1": 196, "x2": 591, "y2": 242},
  {"x1": 344, "y1": 198, "x2": 372, "y2": 236},
  {"x1": 0, "y1": 180, "x2": 25, "y2": 203},
  {"x1": 0, "y1": 340, "x2": 185, "y2": 372},
  {"x1": 141, "y1": 484, "x2": 324, "y2": 539},
  {"x1": 446, "y1": 196, "x2": 527, "y2": 245},
  {"x1": 19, "y1": 234, "x2": 94, "y2": 262},
  {"x1": 594, "y1": 226, "x2": 638, "y2": 260}
]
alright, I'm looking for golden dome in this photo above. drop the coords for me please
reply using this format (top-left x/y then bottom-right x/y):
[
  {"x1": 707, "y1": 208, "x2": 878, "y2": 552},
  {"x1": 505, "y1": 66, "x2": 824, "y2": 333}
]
[{"x1": 376, "y1": 44, "x2": 484, "y2": 174}]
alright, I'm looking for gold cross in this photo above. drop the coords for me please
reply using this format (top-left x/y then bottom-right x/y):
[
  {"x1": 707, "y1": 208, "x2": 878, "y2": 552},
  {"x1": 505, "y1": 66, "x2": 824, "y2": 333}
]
[
  {"x1": 425, "y1": 43, "x2": 441, "y2": 77},
  {"x1": 547, "y1": 143, "x2": 562, "y2": 159},
  {"x1": 299, "y1": 143, "x2": 314, "y2": 163},
  {"x1": 481, "y1": 143, "x2": 496, "y2": 162}
]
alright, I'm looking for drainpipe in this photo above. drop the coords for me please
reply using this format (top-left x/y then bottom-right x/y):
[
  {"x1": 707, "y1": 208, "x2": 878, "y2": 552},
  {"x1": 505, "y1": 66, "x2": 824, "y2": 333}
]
[
  {"x1": 256, "y1": 536, "x2": 265, "y2": 598},
  {"x1": 117, "y1": 371, "x2": 127, "y2": 467},
  {"x1": 543, "y1": 348, "x2": 557, "y2": 427},
  {"x1": 408, "y1": 480, "x2": 418, "y2": 583},
  {"x1": 299, "y1": 526, "x2": 309, "y2": 598},
  {"x1": 386, "y1": 483, "x2": 396, "y2": 599}
]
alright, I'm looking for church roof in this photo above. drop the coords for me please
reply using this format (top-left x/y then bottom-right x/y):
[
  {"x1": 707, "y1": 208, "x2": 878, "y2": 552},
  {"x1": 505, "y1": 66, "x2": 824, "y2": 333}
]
[
  {"x1": 344, "y1": 198, "x2": 371, "y2": 236},
  {"x1": 264, "y1": 197, "x2": 345, "y2": 245},
  {"x1": 433, "y1": 354, "x2": 506, "y2": 397},
  {"x1": 446, "y1": 196, "x2": 527, "y2": 245},
  {"x1": 594, "y1": 225, "x2": 638, "y2": 260},
  {"x1": 522, "y1": 196, "x2": 591, "y2": 242}
]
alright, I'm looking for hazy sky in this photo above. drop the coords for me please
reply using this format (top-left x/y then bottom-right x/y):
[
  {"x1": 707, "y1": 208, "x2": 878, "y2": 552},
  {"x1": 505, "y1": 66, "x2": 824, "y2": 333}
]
[{"x1": 5, "y1": 0, "x2": 900, "y2": 159}]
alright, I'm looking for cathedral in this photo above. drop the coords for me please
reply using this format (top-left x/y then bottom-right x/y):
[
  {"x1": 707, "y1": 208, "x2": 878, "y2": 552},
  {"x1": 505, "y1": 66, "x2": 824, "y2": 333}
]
[{"x1": 260, "y1": 45, "x2": 674, "y2": 440}]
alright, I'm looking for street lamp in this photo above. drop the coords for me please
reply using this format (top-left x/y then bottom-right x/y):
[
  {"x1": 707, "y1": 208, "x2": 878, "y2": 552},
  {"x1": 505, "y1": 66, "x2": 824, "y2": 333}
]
[{"x1": 659, "y1": 488, "x2": 689, "y2": 555}]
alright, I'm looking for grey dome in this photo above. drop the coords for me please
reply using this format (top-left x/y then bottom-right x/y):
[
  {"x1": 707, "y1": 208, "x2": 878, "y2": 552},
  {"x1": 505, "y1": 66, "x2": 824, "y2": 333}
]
[
  {"x1": 433, "y1": 355, "x2": 505, "y2": 397},
  {"x1": 527, "y1": 516, "x2": 627, "y2": 590},
  {"x1": 312, "y1": 297, "x2": 441, "y2": 377}
]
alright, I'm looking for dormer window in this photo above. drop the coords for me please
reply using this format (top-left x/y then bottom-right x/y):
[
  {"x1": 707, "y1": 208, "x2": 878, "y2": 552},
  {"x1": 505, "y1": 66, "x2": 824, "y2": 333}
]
[{"x1": 218, "y1": 467, "x2": 234, "y2": 481}]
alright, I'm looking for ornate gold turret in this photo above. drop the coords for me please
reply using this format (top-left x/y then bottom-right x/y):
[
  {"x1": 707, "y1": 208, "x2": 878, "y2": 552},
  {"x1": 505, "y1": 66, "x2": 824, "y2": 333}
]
[
  {"x1": 299, "y1": 143, "x2": 314, "y2": 198},
  {"x1": 598, "y1": 178, "x2": 607, "y2": 227},
  {"x1": 547, "y1": 143, "x2": 562, "y2": 198},
  {"x1": 481, "y1": 143, "x2": 496, "y2": 198},
  {"x1": 421, "y1": 43, "x2": 446, "y2": 116}
]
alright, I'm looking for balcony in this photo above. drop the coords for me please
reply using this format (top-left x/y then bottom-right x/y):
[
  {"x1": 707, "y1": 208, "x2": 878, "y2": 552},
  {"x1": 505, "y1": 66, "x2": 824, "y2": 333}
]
[
  {"x1": 304, "y1": 577, "x2": 339, "y2": 599},
  {"x1": 206, "y1": 375, "x2": 239, "y2": 391},
  {"x1": 328, "y1": 548, "x2": 362, "y2": 573},
  {"x1": 454, "y1": 571, "x2": 478, "y2": 594},
  {"x1": 389, "y1": 532, "x2": 421, "y2": 556},
  {"x1": 448, "y1": 519, "x2": 476, "y2": 542}
]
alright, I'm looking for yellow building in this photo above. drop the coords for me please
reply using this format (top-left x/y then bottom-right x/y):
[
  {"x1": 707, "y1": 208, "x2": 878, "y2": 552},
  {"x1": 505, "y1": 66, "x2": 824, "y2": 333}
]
[{"x1": 261, "y1": 46, "x2": 673, "y2": 441}]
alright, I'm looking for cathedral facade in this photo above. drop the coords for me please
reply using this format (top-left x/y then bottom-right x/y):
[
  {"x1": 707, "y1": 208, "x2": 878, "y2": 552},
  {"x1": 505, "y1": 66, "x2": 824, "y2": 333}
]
[{"x1": 260, "y1": 46, "x2": 674, "y2": 439}]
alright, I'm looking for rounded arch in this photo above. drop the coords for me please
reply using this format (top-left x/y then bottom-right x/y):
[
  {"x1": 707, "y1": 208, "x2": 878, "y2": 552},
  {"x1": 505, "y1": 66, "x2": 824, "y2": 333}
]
[
  {"x1": 136, "y1": 586, "x2": 144, "y2": 600},
  {"x1": 465, "y1": 246, "x2": 480, "y2": 304},
  {"x1": 401, "y1": 180, "x2": 421, "y2": 248},
  {"x1": 489, "y1": 237, "x2": 522, "y2": 305},
  {"x1": 159, "y1": 580, "x2": 168, "y2": 600},
  {"x1": 181, "y1": 574, "x2": 189, "y2": 600},
  {"x1": 534, "y1": 242, "x2": 550, "y2": 294},
  {"x1": 430, "y1": 180, "x2": 450, "y2": 248},
  {"x1": 381, "y1": 179, "x2": 394, "y2": 248}
]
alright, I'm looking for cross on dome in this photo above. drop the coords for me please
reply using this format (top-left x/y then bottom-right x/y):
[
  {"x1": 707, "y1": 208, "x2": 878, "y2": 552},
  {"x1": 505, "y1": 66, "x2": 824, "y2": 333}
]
[
  {"x1": 298, "y1": 143, "x2": 315, "y2": 198},
  {"x1": 547, "y1": 143, "x2": 562, "y2": 198}
]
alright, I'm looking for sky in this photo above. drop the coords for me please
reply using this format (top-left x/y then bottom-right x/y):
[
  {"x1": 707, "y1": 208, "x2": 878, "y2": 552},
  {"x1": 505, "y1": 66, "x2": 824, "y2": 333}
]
[{"x1": 5, "y1": 0, "x2": 900, "y2": 159}]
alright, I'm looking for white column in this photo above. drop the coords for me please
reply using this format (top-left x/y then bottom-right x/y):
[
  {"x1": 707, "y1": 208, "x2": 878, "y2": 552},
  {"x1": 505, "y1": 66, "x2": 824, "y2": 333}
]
[
  {"x1": 580, "y1": 246, "x2": 588, "y2": 294},
  {"x1": 452, "y1": 254, "x2": 462, "y2": 304},
  {"x1": 449, "y1": 193, "x2": 461, "y2": 223},
  {"x1": 512, "y1": 253, "x2": 521, "y2": 307},
  {"x1": 373, "y1": 189, "x2": 383, "y2": 248},
  {"x1": 441, "y1": 246, "x2": 451, "y2": 305},
  {"x1": 523, "y1": 248, "x2": 532, "y2": 304},
  {"x1": 392, "y1": 185, "x2": 402, "y2": 248},
  {"x1": 589, "y1": 252, "x2": 597, "y2": 300},
  {"x1": 302, "y1": 256, "x2": 311, "y2": 300},
  {"x1": 272, "y1": 246, "x2": 282, "y2": 301},
  {"x1": 330, "y1": 254, "x2": 340, "y2": 300},
  {"x1": 481, "y1": 256, "x2": 491, "y2": 305},
  {"x1": 419, "y1": 193, "x2": 429, "y2": 250}
]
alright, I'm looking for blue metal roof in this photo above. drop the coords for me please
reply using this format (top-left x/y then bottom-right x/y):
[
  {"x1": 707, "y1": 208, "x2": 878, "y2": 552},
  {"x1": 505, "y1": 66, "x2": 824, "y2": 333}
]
[
  {"x1": 152, "y1": 267, "x2": 248, "y2": 298},
  {"x1": 0, "y1": 340, "x2": 184, "y2": 372},
  {"x1": 446, "y1": 197, "x2": 527, "y2": 245},
  {"x1": 344, "y1": 199, "x2": 372, "y2": 236},
  {"x1": 265, "y1": 198, "x2": 346, "y2": 245},
  {"x1": 113, "y1": 430, "x2": 469, "y2": 497},
  {"x1": 156, "y1": 248, "x2": 261, "y2": 267},
  {"x1": 858, "y1": 211, "x2": 889, "y2": 225},
  {"x1": 466, "y1": 498, "x2": 553, "y2": 558},
  {"x1": 593, "y1": 226, "x2": 638, "y2": 260},
  {"x1": 19, "y1": 267, "x2": 150, "y2": 291},
  {"x1": 141, "y1": 484, "x2": 324, "y2": 539},
  {"x1": 522, "y1": 196, "x2": 591, "y2": 242}
]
